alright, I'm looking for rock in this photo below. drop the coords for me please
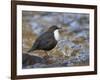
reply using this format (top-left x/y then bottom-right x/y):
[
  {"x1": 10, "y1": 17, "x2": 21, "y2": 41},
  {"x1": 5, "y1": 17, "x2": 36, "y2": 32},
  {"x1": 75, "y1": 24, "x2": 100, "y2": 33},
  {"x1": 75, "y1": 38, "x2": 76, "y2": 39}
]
[{"x1": 22, "y1": 54, "x2": 46, "y2": 68}]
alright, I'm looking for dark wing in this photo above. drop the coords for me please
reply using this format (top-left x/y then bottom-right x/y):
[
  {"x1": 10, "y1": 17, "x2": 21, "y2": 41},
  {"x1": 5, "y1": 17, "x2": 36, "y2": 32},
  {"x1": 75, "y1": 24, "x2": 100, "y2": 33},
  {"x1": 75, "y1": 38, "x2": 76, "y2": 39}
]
[
  {"x1": 27, "y1": 32, "x2": 49, "y2": 52},
  {"x1": 27, "y1": 37, "x2": 40, "y2": 52},
  {"x1": 28, "y1": 32, "x2": 57, "y2": 52},
  {"x1": 37, "y1": 32, "x2": 57, "y2": 50}
]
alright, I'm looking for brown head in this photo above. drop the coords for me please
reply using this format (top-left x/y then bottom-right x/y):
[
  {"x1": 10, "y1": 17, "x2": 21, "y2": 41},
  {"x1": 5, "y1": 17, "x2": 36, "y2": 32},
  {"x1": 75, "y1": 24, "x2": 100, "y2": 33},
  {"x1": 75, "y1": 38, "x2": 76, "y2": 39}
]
[{"x1": 48, "y1": 25, "x2": 61, "y2": 32}]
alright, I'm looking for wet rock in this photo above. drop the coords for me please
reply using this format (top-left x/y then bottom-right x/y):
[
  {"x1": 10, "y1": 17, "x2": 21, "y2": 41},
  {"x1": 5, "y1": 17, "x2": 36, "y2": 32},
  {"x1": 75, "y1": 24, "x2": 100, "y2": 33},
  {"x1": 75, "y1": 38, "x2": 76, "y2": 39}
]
[{"x1": 22, "y1": 54, "x2": 46, "y2": 68}]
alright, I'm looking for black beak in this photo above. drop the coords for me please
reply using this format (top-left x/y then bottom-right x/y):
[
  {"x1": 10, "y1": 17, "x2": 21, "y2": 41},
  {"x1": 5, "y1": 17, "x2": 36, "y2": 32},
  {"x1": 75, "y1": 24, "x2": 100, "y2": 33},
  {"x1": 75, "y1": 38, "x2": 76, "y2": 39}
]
[{"x1": 58, "y1": 27, "x2": 62, "y2": 29}]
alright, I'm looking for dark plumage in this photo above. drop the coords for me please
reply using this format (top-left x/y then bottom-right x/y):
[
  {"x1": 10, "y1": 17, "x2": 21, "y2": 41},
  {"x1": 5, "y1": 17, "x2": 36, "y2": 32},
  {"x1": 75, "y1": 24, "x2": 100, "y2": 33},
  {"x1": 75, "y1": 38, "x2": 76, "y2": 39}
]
[{"x1": 27, "y1": 25, "x2": 60, "y2": 53}]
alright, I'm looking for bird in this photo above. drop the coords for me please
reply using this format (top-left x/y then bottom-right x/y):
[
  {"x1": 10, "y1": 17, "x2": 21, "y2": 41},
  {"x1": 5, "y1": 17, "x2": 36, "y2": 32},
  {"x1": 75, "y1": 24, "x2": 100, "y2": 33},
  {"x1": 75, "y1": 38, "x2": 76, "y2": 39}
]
[{"x1": 27, "y1": 25, "x2": 61, "y2": 55}]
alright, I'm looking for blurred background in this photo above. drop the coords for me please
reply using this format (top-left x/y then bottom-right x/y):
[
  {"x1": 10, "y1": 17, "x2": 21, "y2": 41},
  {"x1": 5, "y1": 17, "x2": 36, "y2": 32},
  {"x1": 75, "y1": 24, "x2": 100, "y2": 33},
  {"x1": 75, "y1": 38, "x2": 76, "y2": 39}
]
[{"x1": 22, "y1": 11, "x2": 89, "y2": 69}]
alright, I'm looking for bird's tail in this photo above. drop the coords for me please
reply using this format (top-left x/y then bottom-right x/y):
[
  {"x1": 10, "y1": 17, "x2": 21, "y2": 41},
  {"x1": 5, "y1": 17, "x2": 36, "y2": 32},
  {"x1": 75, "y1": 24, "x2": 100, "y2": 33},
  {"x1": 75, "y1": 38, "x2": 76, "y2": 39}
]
[
  {"x1": 27, "y1": 49, "x2": 32, "y2": 53},
  {"x1": 27, "y1": 43, "x2": 37, "y2": 53},
  {"x1": 27, "y1": 48, "x2": 35, "y2": 53}
]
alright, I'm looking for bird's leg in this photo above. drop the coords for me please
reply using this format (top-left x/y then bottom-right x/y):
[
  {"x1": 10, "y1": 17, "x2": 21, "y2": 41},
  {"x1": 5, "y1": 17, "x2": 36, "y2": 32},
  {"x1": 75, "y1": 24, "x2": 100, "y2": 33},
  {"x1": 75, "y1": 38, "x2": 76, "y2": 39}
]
[
  {"x1": 45, "y1": 51, "x2": 50, "y2": 56},
  {"x1": 43, "y1": 51, "x2": 50, "y2": 60}
]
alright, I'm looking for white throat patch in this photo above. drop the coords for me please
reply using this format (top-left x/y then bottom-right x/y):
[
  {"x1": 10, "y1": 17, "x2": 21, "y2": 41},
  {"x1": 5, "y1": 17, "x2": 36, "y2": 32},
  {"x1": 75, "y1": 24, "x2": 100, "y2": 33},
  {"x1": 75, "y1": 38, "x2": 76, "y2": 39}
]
[{"x1": 54, "y1": 30, "x2": 60, "y2": 41}]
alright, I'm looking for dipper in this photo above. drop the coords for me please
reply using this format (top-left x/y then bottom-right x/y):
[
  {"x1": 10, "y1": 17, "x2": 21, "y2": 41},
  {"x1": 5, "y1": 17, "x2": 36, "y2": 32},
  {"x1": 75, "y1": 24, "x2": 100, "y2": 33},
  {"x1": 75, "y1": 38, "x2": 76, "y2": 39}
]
[{"x1": 27, "y1": 25, "x2": 61, "y2": 54}]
